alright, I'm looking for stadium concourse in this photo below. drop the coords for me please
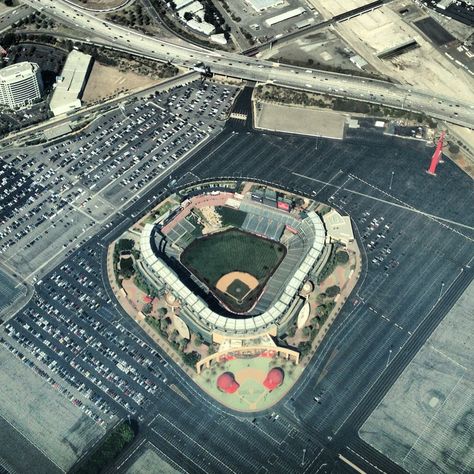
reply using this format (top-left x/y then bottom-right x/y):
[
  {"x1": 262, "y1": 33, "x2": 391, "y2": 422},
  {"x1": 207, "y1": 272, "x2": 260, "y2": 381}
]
[{"x1": 132, "y1": 180, "x2": 354, "y2": 383}]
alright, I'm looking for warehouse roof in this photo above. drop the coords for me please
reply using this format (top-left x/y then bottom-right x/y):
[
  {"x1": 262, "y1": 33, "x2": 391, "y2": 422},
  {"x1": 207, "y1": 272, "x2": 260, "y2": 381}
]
[{"x1": 49, "y1": 50, "x2": 92, "y2": 116}]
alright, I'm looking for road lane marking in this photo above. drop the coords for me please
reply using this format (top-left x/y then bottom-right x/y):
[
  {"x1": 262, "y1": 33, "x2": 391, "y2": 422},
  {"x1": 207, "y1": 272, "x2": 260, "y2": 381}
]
[{"x1": 339, "y1": 454, "x2": 366, "y2": 473}]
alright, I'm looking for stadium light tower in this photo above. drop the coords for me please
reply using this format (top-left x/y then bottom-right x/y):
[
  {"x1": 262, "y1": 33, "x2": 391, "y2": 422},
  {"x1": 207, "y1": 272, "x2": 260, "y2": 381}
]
[{"x1": 427, "y1": 131, "x2": 446, "y2": 176}]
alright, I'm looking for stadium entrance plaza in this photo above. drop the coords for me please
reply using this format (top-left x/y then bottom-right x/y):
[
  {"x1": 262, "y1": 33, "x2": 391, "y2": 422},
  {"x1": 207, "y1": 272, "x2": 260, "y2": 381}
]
[{"x1": 108, "y1": 180, "x2": 360, "y2": 411}]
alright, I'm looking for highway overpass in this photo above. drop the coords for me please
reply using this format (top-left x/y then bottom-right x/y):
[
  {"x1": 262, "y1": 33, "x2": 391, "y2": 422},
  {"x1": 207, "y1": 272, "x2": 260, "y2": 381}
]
[{"x1": 24, "y1": 0, "x2": 474, "y2": 129}]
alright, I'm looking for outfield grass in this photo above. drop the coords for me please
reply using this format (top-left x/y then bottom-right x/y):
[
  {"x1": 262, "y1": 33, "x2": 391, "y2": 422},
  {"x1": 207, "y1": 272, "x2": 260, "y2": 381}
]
[{"x1": 180, "y1": 229, "x2": 286, "y2": 286}]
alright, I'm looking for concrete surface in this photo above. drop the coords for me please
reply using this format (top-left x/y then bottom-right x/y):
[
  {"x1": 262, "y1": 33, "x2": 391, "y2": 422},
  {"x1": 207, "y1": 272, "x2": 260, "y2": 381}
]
[
  {"x1": 254, "y1": 102, "x2": 346, "y2": 139},
  {"x1": 0, "y1": 346, "x2": 103, "y2": 472},
  {"x1": 360, "y1": 280, "x2": 474, "y2": 474}
]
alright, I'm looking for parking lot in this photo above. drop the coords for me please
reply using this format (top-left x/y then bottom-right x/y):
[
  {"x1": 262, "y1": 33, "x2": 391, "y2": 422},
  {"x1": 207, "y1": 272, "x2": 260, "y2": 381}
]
[
  {"x1": 178, "y1": 122, "x2": 474, "y2": 435},
  {"x1": 361, "y1": 280, "x2": 474, "y2": 474},
  {"x1": 0, "y1": 343, "x2": 102, "y2": 474},
  {"x1": 0, "y1": 236, "x2": 326, "y2": 474},
  {"x1": 0, "y1": 241, "x2": 175, "y2": 462},
  {"x1": 0, "y1": 85, "x2": 473, "y2": 473},
  {"x1": 0, "y1": 80, "x2": 238, "y2": 280}
]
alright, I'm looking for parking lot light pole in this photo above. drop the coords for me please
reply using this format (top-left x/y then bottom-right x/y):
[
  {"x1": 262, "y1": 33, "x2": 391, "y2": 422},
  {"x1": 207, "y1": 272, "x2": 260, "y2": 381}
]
[
  {"x1": 439, "y1": 281, "x2": 445, "y2": 300},
  {"x1": 386, "y1": 349, "x2": 392, "y2": 368},
  {"x1": 301, "y1": 448, "x2": 307, "y2": 467}
]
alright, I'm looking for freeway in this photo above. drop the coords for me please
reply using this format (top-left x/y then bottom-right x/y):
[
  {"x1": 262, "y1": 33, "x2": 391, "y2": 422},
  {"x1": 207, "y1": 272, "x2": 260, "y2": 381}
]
[
  {"x1": 24, "y1": 0, "x2": 474, "y2": 129},
  {"x1": 0, "y1": 4, "x2": 33, "y2": 34}
]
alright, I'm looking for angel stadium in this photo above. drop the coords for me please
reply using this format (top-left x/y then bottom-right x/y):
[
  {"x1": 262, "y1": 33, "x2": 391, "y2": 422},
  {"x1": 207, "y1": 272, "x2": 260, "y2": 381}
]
[{"x1": 133, "y1": 180, "x2": 355, "y2": 378}]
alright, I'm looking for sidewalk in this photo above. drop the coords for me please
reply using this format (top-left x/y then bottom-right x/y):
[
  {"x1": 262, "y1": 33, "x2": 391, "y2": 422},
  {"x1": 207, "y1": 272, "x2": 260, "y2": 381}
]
[
  {"x1": 304, "y1": 241, "x2": 362, "y2": 362},
  {"x1": 106, "y1": 241, "x2": 196, "y2": 379}
]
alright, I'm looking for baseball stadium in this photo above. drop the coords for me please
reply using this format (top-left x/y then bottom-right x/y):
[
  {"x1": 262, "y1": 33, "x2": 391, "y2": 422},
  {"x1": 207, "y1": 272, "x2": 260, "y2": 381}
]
[{"x1": 133, "y1": 181, "x2": 354, "y2": 410}]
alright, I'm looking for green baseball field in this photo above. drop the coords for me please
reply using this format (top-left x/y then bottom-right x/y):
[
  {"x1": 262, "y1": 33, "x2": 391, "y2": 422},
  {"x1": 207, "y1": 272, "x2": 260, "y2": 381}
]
[
  {"x1": 180, "y1": 228, "x2": 286, "y2": 312},
  {"x1": 180, "y1": 228, "x2": 286, "y2": 285}
]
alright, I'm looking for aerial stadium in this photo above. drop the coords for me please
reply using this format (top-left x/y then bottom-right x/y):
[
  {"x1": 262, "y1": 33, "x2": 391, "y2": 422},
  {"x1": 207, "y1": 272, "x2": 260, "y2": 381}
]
[{"x1": 135, "y1": 180, "x2": 354, "y2": 384}]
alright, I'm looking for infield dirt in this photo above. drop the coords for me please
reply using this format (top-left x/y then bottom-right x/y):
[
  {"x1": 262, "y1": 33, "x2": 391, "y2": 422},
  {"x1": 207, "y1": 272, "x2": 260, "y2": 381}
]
[{"x1": 216, "y1": 271, "x2": 259, "y2": 293}]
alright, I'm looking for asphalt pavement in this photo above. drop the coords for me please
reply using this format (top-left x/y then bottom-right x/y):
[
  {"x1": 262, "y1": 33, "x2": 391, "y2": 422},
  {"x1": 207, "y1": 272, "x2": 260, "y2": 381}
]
[{"x1": 0, "y1": 81, "x2": 473, "y2": 473}]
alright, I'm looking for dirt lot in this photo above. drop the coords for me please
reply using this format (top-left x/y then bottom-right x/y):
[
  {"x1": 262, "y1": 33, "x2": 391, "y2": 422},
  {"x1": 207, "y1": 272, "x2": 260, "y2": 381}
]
[
  {"x1": 264, "y1": 28, "x2": 377, "y2": 77},
  {"x1": 360, "y1": 281, "x2": 474, "y2": 473},
  {"x1": 334, "y1": 3, "x2": 474, "y2": 104},
  {"x1": 126, "y1": 445, "x2": 180, "y2": 474},
  {"x1": 308, "y1": 0, "x2": 374, "y2": 18},
  {"x1": 254, "y1": 102, "x2": 346, "y2": 139},
  {"x1": 0, "y1": 346, "x2": 103, "y2": 472},
  {"x1": 82, "y1": 62, "x2": 160, "y2": 104}
]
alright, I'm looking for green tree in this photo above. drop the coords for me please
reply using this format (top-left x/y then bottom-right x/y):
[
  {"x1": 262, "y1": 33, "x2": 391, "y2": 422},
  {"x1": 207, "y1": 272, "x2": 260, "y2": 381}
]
[
  {"x1": 335, "y1": 251, "x2": 349, "y2": 265},
  {"x1": 142, "y1": 302, "x2": 152, "y2": 315},
  {"x1": 325, "y1": 285, "x2": 340, "y2": 298},
  {"x1": 194, "y1": 333, "x2": 203, "y2": 347},
  {"x1": 448, "y1": 143, "x2": 460, "y2": 154},
  {"x1": 182, "y1": 351, "x2": 201, "y2": 367},
  {"x1": 287, "y1": 324, "x2": 297, "y2": 338},
  {"x1": 298, "y1": 341, "x2": 312, "y2": 358},
  {"x1": 77, "y1": 422, "x2": 135, "y2": 474},
  {"x1": 116, "y1": 238, "x2": 135, "y2": 253}
]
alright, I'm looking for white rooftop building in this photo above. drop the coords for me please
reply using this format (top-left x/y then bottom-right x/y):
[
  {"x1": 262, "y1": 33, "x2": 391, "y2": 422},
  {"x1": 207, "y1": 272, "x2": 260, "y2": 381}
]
[
  {"x1": 49, "y1": 50, "x2": 92, "y2": 117},
  {"x1": 186, "y1": 18, "x2": 215, "y2": 35},
  {"x1": 265, "y1": 7, "x2": 306, "y2": 26},
  {"x1": 210, "y1": 33, "x2": 227, "y2": 45},
  {"x1": 174, "y1": 0, "x2": 194, "y2": 9},
  {"x1": 178, "y1": 0, "x2": 203, "y2": 18},
  {"x1": 322, "y1": 209, "x2": 354, "y2": 246},
  {"x1": 246, "y1": 0, "x2": 284, "y2": 12},
  {"x1": 0, "y1": 62, "x2": 43, "y2": 109}
]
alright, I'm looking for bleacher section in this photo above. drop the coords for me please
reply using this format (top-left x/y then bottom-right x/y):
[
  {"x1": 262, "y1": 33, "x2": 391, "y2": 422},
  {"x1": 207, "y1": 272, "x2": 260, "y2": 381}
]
[
  {"x1": 241, "y1": 213, "x2": 284, "y2": 242},
  {"x1": 252, "y1": 222, "x2": 312, "y2": 314}
]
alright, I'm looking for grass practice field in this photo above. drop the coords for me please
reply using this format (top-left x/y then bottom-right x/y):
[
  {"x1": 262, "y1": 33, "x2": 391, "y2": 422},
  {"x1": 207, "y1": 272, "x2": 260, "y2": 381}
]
[
  {"x1": 215, "y1": 206, "x2": 247, "y2": 228},
  {"x1": 180, "y1": 229, "x2": 286, "y2": 312}
]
